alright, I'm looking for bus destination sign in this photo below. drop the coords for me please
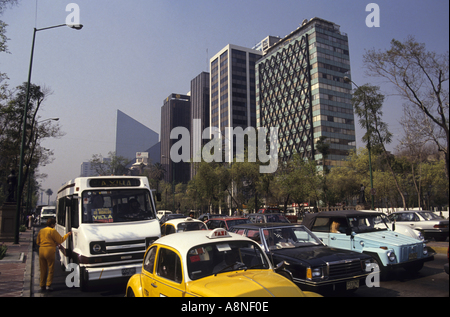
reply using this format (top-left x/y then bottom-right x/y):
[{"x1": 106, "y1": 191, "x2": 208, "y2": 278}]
[{"x1": 89, "y1": 178, "x2": 141, "y2": 188}]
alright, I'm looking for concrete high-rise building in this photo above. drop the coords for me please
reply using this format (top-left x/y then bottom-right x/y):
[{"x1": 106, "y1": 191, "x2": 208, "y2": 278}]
[
  {"x1": 80, "y1": 158, "x2": 111, "y2": 177},
  {"x1": 190, "y1": 72, "x2": 210, "y2": 179},
  {"x1": 210, "y1": 44, "x2": 262, "y2": 133},
  {"x1": 160, "y1": 93, "x2": 191, "y2": 184},
  {"x1": 256, "y1": 18, "x2": 355, "y2": 169}
]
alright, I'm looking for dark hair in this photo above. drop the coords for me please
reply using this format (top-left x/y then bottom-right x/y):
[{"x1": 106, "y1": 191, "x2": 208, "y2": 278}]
[{"x1": 46, "y1": 217, "x2": 56, "y2": 227}]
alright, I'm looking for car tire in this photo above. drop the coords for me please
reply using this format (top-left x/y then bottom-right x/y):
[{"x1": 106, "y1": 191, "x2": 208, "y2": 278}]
[{"x1": 127, "y1": 287, "x2": 135, "y2": 297}]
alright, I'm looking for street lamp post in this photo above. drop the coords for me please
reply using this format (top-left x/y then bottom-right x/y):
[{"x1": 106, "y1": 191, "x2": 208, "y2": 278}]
[
  {"x1": 25, "y1": 118, "x2": 60, "y2": 219},
  {"x1": 14, "y1": 24, "x2": 82, "y2": 244},
  {"x1": 344, "y1": 76, "x2": 375, "y2": 210}
]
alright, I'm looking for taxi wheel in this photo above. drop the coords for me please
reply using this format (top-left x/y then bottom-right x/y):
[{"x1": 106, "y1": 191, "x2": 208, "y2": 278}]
[{"x1": 126, "y1": 287, "x2": 135, "y2": 297}]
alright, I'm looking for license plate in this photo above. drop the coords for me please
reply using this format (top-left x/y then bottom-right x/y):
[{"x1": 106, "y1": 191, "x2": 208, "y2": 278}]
[
  {"x1": 408, "y1": 253, "x2": 417, "y2": 260},
  {"x1": 346, "y1": 280, "x2": 359, "y2": 290},
  {"x1": 122, "y1": 268, "x2": 136, "y2": 276}
]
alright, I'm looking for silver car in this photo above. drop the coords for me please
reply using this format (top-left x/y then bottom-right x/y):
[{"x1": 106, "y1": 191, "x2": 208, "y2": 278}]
[{"x1": 388, "y1": 211, "x2": 449, "y2": 242}]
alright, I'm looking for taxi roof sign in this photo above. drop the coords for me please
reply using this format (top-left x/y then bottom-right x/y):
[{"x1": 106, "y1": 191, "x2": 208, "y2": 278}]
[{"x1": 207, "y1": 228, "x2": 231, "y2": 239}]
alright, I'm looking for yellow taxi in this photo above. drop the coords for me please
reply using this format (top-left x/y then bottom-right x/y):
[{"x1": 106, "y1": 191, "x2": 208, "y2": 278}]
[
  {"x1": 126, "y1": 228, "x2": 321, "y2": 297},
  {"x1": 160, "y1": 217, "x2": 208, "y2": 236}
]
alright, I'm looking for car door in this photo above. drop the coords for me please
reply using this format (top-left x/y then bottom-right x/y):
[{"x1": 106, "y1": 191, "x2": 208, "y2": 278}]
[
  {"x1": 328, "y1": 217, "x2": 351, "y2": 249},
  {"x1": 152, "y1": 246, "x2": 185, "y2": 297},
  {"x1": 396, "y1": 213, "x2": 417, "y2": 229},
  {"x1": 141, "y1": 246, "x2": 158, "y2": 297}
]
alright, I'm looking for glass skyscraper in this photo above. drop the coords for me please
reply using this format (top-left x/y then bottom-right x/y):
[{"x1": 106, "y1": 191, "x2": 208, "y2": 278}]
[{"x1": 256, "y1": 18, "x2": 355, "y2": 169}]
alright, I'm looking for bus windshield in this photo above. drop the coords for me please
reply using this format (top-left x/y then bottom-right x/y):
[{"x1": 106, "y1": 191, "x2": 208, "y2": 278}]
[{"x1": 82, "y1": 189, "x2": 156, "y2": 223}]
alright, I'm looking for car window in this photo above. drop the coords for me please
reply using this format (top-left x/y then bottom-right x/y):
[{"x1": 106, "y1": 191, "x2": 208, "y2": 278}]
[
  {"x1": 262, "y1": 226, "x2": 322, "y2": 250},
  {"x1": 156, "y1": 247, "x2": 182, "y2": 284},
  {"x1": 418, "y1": 212, "x2": 439, "y2": 220},
  {"x1": 166, "y1": 224, "x2": 176, "y2": 235},
  {"x1": 187, "y1": 241, "x2": 270, "y2": 280},
  {"x1": 311, "y1": 217, "x2": 331, "y2": 232},
  {"x1": 397, "y1": 213, "x2": 415, "y2": 221},
  {"x1": 208, "y1": 220, "x2": 221, "y2": 229},
  {"x1": 233, "y1": 228, "x2": 246, "y2": 236},
  {"x1": 143, "y1": 246, "x2": 157, "y2": 273},
  {"x1": 247, "y1": 229, "x2": 261, "y2": 243},
  {"x1": 177, "y1": 221, "x2": 207, "y2": 232}
]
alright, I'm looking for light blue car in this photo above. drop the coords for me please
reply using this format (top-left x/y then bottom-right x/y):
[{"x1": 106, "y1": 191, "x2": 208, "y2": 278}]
[{"x1": 303, "y1": 210, "x2": 434, "y2": 274}]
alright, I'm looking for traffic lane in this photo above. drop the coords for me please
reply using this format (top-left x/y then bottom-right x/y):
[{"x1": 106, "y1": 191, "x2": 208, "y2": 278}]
[
  {"x1": 329, "y1": 254, "x2": 449, "y2": 297},
  {"x1": 38, "y1": 249, "x2": 127, "y2": 297},
  {"x1": 32, "y1": 225, "x2": 127, "y2": 297}
]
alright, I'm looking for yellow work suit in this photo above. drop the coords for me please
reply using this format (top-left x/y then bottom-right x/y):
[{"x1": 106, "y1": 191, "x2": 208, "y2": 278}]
[{"x1": 36, "y1": 227, "x2": 70, "y2": 288}]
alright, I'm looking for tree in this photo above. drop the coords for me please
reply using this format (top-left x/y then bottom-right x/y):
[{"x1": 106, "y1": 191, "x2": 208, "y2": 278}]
[
  {"x1": 89, "y1": 151, "x2": 132, "y2": 176},
  {"x1": 0, "y1": 83, "x2": 62, "y2": 205},
  {"x1": 1, "y1": 0, "x2": 19, "y2": 98},
  {"x1": 363, "y1": 36, "x2": 449, "y2": 200},
  {"x1": 351, "y1": 84, "x2": 408, "y2": 209}
]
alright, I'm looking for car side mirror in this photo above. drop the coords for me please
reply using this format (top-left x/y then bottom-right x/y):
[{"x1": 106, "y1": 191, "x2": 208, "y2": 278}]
[
  {"x1": 392, "y1": 222, "x2": 396, "y2": 232},
  {"x1": 275, "y1": 261, "x2": 290, "y2": 272}
]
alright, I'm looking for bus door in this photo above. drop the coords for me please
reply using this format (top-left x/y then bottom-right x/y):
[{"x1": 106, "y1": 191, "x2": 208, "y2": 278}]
[{"x1": 57, "y1": 195, "x2": 78, "y2": 267}]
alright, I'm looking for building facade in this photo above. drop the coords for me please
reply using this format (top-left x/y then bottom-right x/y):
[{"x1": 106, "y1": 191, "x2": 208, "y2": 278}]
[
  {"x1": 190, "y1": 72, "x2": 210, "y2": 179},
  {"x1": 160, "y1": 93, "x2": 191, "y2": 184},
  {"x1": 210, "y1": 44, "x2": 262, "y2": 134},
  {"x1": 256, "y1": 18, "x2": 355, "y2": 168},
  {"x1": 115, "y1": 110, "x2": 159, "y2": 162}
]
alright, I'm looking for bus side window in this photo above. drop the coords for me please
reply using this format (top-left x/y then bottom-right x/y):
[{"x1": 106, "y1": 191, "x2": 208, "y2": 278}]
[
  {"x1": 57, "y1": 198, "x2": 65, "y2": 226},
  {"x1": 71, "y1": 196, "x2": 79, "y2": 228}
]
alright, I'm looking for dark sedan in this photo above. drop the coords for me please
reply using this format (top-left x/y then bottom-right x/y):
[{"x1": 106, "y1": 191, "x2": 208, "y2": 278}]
[{"x1": 230, "y1": 223, "x2": 376, "y2": 294}]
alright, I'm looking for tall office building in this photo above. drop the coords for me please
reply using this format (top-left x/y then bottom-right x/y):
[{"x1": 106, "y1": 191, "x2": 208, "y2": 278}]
[
  {"x1": 210, "y1": 44, "x2": 262, "y2": 134},
  {"x1": 161, "y1": 93, "x2": 191, "y2": 184},
  {"x1": 256, "y1": 18, "x2": 355, "y2": 168},
  {"x1": 190, "y1": 72, "x2": 210, "y2": 178}
]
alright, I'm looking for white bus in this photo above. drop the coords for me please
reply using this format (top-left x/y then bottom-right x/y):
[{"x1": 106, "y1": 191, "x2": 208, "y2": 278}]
[{"x1": 55, "y1": 176, "x2": 161, "y2": 291}]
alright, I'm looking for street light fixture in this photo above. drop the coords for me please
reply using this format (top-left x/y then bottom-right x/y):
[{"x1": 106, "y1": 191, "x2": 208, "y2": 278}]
[
  {"x1": 344, "y1": 76, "x2": 375, "y2": 210},
  {"x1": 14, "y1": 24, "x2": 82, "y2": 244}
]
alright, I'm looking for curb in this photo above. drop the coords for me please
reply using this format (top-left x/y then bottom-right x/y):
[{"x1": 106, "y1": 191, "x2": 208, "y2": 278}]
[
  {"x1": 23, "y1": 227, "x2": 34, "y2": 297},
  {"x1": 428, "y1": 246, "x2": 448, "y2": 255}
]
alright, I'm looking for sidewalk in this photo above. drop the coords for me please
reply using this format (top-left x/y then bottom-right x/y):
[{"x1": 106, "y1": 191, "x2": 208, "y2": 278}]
[{"x1": 0, "y1": 228, "x2": 34, "y2": 297}]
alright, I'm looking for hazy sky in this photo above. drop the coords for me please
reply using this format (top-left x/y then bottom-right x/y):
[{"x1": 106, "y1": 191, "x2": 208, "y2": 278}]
[{"x1": 1, "y1": 0, "x2": 449, "y2": 200}]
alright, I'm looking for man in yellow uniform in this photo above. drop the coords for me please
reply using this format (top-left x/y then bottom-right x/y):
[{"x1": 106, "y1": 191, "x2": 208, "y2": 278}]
[{"x1": 36, "y1": 218, "x2": 71, "y2": 291}]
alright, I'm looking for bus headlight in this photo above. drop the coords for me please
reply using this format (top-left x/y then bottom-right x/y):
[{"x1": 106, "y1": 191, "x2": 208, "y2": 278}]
[{"x1": 90, "y1": 241, "x2": 106, "y2": 254}]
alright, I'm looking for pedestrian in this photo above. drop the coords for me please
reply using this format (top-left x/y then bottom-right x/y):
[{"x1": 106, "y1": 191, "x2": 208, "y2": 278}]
[{"x1": 36, "y1": 217, "x2": 71, "y2": 291}]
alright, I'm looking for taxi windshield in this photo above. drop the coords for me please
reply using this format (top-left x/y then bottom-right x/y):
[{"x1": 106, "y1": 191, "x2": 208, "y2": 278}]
[
  {"x1": 82, "y1": 189, "x2": 156, "y2": 223},
  {"x1": 262, "y1": 226, "x2": 323, "y2": 250},
  {"x1": 187, "y1": 241, "x2": 270, "y2": 280}
]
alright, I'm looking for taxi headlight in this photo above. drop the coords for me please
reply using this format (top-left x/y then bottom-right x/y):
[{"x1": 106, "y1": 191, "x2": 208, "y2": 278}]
[{"x1": 387, "y1": 250, "x2": 396, "y2": 262}]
